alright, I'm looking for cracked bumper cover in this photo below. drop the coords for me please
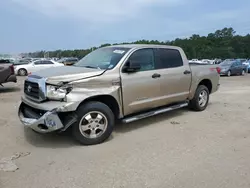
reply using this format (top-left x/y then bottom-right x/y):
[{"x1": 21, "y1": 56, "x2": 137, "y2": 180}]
[
  {"x1": 18, "y1": 96, "x2": 79, "y2": 133},
  {"x1": 19, "y1": 107, "x2": 64, "y2": 133}
]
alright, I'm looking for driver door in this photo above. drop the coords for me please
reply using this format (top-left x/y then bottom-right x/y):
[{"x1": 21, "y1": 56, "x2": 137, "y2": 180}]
[{"x1": 120, "y1": 48, "x2": 162, "y2": 116}]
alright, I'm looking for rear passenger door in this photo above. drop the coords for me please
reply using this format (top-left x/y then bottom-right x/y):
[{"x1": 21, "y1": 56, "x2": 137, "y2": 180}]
[
  {"x1": 230, "y1": 62, "x2": 238, "y2": 74},
  {"x1": 153, "y1": 48, "x2": 191, "y2": 105},
  {"x1": 235, "y1": 61, "x2": 243, "y2": 73}
]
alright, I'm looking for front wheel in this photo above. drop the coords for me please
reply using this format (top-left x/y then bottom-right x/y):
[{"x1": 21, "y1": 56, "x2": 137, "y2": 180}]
[
  {"x1": 189, "y1": 85, "x2": 209, "y2": 111},
  {"x1": 227, "y1": 70, "x2": 231, "y2": 77},
  {"x1": 72, "y1": 101, "x2": 115, "y2": 145}
]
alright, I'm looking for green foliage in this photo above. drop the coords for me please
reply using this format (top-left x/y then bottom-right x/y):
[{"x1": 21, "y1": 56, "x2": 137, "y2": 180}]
[{"x1": 27, "y1": 27, "x2": 250, "y2": 59}]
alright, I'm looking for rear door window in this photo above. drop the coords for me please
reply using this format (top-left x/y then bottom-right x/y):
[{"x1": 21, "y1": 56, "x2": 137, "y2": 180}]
[
  {"x1": 154, "y1": 48, "x2": 183, "y2": 69},
  {"x1": 34, "y1": 61, "x2": 42, "y2": 65},
  {"x1": 41, "y1": 61, "x2": 54, "y2": 65}
]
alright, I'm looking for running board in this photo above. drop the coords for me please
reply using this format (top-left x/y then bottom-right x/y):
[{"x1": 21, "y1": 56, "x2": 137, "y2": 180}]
[{"x1": 122, "y1": 102, "x2": 189, "y2": 124}]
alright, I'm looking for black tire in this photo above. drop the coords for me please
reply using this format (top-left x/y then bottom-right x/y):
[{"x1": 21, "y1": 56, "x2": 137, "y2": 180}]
[
  {"x1": 72, "y1": 101, "x2": 115, "y2": 145},
  {"x1": 18, "y1": 68, "x2": 28, "y2": 76},
  {"x1": 189, "y1": 85, "x2": 210, "y2": 111}
]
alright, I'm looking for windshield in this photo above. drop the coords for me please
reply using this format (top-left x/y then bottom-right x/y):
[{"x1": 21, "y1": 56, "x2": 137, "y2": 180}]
[
  {"x1": 220, "y1": 60, "x2": 233, "y2": 66},
  {"x1": 74, "y1": 47, "x2": 131, "y2": 70}
]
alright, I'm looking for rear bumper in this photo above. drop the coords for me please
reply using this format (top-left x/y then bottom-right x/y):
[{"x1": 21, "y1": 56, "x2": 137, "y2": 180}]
[{"x1": 212, "y1": 83, "x2": 220, "y2": 94}]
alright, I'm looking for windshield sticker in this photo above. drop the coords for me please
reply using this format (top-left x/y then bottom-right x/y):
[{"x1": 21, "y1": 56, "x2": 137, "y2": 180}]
[
  {"x1": 113, "y1": 50, "x2": 125, "y2": 54},
  {"x1": 108, "y1": 64, "x2": 114, "y2": 69}
]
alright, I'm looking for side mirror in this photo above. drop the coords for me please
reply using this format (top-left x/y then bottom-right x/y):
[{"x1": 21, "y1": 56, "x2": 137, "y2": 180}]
[{"x1": 123, "y1": 61, "x2": 141, "y2": 73}]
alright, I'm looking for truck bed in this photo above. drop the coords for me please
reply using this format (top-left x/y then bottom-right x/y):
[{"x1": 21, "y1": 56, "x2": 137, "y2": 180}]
[{"x1": 0, "y1": 63, "x2": 17, "y2": 84}]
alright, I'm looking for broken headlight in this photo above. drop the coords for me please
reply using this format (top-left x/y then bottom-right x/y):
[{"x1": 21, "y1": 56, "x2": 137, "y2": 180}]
[{"x1": 46, "y1": 84, "x2": 73, "y2": 100}]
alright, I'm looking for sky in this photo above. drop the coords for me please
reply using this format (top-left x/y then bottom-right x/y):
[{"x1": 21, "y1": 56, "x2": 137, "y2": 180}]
[{"x1": 0, "y1": 0, "x2": 250, "y2": 54}]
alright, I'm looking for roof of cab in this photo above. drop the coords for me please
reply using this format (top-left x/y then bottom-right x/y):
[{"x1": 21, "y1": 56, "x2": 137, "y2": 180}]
[{"x1": 104, "y1": 44, "x2": 182, "y2": 50}]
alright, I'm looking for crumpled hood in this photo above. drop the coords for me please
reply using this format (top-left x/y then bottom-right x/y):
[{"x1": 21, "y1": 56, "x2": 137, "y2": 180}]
[{"x1": 32, "y1": 66, "x2": 105, "y2": 84}]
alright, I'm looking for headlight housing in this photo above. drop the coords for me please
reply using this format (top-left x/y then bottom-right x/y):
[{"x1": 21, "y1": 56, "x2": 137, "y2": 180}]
[{"x1": 46, "y1": 84, "x2": 73, "y2": 100}]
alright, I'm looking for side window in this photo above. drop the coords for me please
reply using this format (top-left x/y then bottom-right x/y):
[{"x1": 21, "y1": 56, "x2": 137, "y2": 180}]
[
  {"x1": 128, "y1": 48, "x2": 155, "y2": 71},
  {"x1": 34, "y1": 61, "x2": 42, "y2": 65},
  {"x1": 154, "y1": 48, "x2": 183, "y2": 69},
  {"x1": 41, "y1": 61, "x2": 54, "y2": 65},
  {"x1": 232, "y1": 62, "x2": 237, "y2": 66}
]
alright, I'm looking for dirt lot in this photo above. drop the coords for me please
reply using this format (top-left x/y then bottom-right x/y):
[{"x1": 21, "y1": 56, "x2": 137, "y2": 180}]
[{"x1": 0, "y1": 75, "x2": 250, "y2": 188}]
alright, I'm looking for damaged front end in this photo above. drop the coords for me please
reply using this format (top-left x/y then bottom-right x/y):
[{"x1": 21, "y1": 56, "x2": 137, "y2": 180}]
[{"x1": 18, "y1": 102, "x2": 77, "y2": 133}]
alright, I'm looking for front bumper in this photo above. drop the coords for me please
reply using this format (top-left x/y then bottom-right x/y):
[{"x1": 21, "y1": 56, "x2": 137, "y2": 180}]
[
  {"x1": 18, "y1": 103, "x2": 64, "y2": 133},
  {"x1": 220, "y1": 70, "x2": 229, "y2": 76},
  {"x1": 18, "y1": 97, "x2": 78, "y2": 133}
]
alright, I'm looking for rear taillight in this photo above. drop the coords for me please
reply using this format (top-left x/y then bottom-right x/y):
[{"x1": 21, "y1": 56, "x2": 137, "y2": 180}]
[
  {"x1": 216, "y1": 67, "x2": 221, "y2": 74},
  {"x1": 210, "y1": 67, "x2": 221, "y2": 74},
  {"x1": 10, "y1": 64, "x2": 14, "y2": 74}
]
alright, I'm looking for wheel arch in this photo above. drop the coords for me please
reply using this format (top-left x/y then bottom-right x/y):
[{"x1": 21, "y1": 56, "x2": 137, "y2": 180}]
[
  {"x1": 198, "y1": 79, "x2": 212, "y2": 93},
  {"x1": 77, "y1": 95, "x2": 121, "y2": 119}
]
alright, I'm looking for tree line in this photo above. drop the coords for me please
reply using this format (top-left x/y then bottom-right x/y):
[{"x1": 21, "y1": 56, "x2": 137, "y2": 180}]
[{"x1": 24, "y1": 27, "x2": 250, "y2": 60}]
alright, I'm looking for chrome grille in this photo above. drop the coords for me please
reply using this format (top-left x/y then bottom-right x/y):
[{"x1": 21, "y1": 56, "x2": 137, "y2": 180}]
[
  {"x1": 23, "y1": 76, "x2": 47, "y2": 102},
  {"x1": 24, "y1": 80, "x2": 39, "y2": 99}
]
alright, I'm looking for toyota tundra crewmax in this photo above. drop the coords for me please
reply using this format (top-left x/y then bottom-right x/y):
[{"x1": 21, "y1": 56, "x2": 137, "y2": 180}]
[{"x1": 18, "y1": 44, "x2": 220, "y2": 145}]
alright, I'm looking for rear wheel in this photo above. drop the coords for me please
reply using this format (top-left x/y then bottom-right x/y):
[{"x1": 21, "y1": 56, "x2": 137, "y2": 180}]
[
  {"x1": 189, "y1": 85, "x2": 209, "y2": 111},
  {"x1": 18, "y1": 68, "x2": 28, "y2": 76},
  {"x1": 72, "y1": 101, "x2": 115, "y2": 145}
]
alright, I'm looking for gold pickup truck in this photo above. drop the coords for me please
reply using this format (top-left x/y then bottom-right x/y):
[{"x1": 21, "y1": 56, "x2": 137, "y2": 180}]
[{"x1": 18, "y1": 44, "x2": 220, "y2": 145}]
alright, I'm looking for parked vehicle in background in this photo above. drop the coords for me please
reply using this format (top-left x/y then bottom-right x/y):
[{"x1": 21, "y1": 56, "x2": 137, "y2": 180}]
[
  {"x1": 219, "y1": 60, "x2": 246, "y2": 76},
  {"x1": 239, "y1": 61, "x2": 248, "y2": 73},
  {"x1": 58, "y1": 57, "x2": 79, "y2": 66},
  {"x1": 0, "y1": 60, "x2": 17, "y2": 84},
  {"x1": 189, "y1": 60, "x2": 203, "y2": 64},
  {"x1": 13, "y1": 59, "x2": 31, "y2": 66},
  {"x1": 18, "y1": 44, "x2": 220, "y2": 145},
  {"x1": 0, "y1": 59, "x2": 12, "y2": 64},
  {"x1": 201, "y1": 59, "x2": 214, "y2": 64},
  {"x1": 213, "y1": 59, "x2": 222, "y2": 64},
  {"x1": 236, "y1": 58, "x2": 247, "y2": 63},
  {"x1": 242, "y1": 60, "x2": 250, "y2": 73},
  {"x1": 15, "y1": 59, "x2": 64, "y2": 76}
]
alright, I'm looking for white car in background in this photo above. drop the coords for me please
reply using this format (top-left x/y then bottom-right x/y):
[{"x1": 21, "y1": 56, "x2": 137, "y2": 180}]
[
  {"x1": 201, "y1": 59, "x2": 214, "y2": 64},
  {"x1": 15, "y1": 59, "x2": 64, "y2": 76}
]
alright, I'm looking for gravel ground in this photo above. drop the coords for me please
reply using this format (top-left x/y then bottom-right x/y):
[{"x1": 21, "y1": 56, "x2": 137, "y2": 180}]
[{"x1": 0, "y1": 75, "x2": 250, "y2": 188}]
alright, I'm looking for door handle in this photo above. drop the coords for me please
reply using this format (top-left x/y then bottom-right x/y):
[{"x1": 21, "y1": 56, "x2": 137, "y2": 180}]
[
  {"x1": 152, "y1": 73, "x2": 161, "y2": 78},
  {"x1": 183, "y1": 70, "x2": 191, "y2": 74}
]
